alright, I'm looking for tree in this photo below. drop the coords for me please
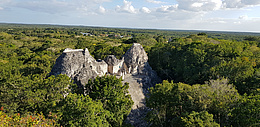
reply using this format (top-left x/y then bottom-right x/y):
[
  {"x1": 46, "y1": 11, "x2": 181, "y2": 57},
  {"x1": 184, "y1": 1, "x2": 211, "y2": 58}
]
[
  {"x1": 145, "y1": 81, "x2": 193, "y2": 127},
  {"x1": 29, "y1": 74, "x2": 75, "y2": 115},
  {"x1": 0, "y1": 109, "x2": 58, "y2": 127},
  {"x1": 180, "y1": 111, "x2": 219, "y2": 127},
  {"x1": 156, "y1": 35, "x2": 166, "y2": 43},
  {"x1": 244, "y1": 36, "x2": 260, "y2": 42},
  {"x1": 0, "y1": 73, "x2": 74, "y2": 115},
  {"x1": 57, "y1": 93, "x2": 110, "y2": 127},
  {"x1": 210, "y1": 57, "x2": 256, "y2": 94},
  {"x1": 148, "y1": 38, "x2": 259, "y2": 95},
  {"x1": 197, "y1": 33, "x2": 207, "y2": 36},
  {"x1": 85, "y1": 75, "x2": 133, "y2": 127},
  {"x1": 145, "y1": 79, "x2": 240, "y2": 126},
  {"x1": 230, "y1": 95, "x2": 260, "y2": 127}
]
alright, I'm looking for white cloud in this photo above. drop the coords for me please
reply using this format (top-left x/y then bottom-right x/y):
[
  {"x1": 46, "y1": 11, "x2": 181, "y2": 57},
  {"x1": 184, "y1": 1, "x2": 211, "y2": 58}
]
[
  {"x1": 140, "y1": 7, "x2": 151, "y2": 13},
  {"x1": 98, "y1": 6, "x2": 106, "y2": 14},
  {"x1": 192, "y1": 3, "x2": 204, "y2": 8},
  {"x1": 210, "y1": 20, "x2": 227, "y2": 24},
  {"x1": 116, "y1": 0, "x2": 137, "y2": 13},
  {"x1": 11, "y1": 0, "x2": 112, "y2": 14},
  {"x1": 0, "y1": 0, "x2": 11, "y2": 4},
  {"x1": 0, "y1": 0, "x2": 12, "y2": 10},
  {"x1": 223, "y1": 0, "x2": 260, "y2": 8},
  {"x1": 177, "y1": 0, "x2": 222, "y2": 12},
  {"x1": 241, "y1": 0, "x2": 260, "y2": 5},
  {"x1": 156, "y1": 5, "x2": 178, "y2": 12},
  {"x1": 21, "y1": 1, "x2": 71, "y2": 13},
  {"x1": 146, "y1": 0, "x2": 166, "y2": 4},
  {"x1": 151, "y1": 9, "x2": 204, "y2": 21},
  {"x1": 239, "y1": 15, "x2": 248, "y2": 20},
  {"x1": 222, "y1": 0, "x2": 242, "y2": 8},
  {"x1": 234, "y1": 21, "x2": 241, "y2": 24},
  {"x1": 186, "y1": 16, "x2": 260, "y2": 32},
  {"x1": 14, "y1": 0, "x2": 76, "y2": 14},
  {"x1": 77, "y1": 0, "x2": 112, "y2": 4}
]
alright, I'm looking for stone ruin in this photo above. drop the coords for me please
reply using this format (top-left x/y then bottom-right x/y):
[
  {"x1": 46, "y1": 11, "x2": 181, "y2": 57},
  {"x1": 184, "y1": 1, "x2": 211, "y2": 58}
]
[
  {"x1": 50, "y1": 43, "x2": 160, "y2": 127},
  {"x1": 50, "y1": 43, "x2": 159, "y2": 87}
]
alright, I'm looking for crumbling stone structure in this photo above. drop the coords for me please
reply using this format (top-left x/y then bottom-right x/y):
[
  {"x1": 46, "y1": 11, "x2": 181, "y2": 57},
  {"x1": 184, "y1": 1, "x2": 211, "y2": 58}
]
[{"x1": 50, "y1": 43, "x2": 158, "y2": 87}]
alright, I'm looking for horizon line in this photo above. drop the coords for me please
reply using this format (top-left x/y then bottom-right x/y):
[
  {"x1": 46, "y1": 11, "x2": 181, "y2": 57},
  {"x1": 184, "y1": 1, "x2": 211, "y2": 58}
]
[{"x1": 1, "y1": 22, "x2": 260, "y2": 34}]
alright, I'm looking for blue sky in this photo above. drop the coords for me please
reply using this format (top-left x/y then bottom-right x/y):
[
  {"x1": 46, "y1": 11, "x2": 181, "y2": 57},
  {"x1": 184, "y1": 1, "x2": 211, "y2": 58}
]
[{"x1": 1, "y1": 0, "x2": 260, "y2": 32}]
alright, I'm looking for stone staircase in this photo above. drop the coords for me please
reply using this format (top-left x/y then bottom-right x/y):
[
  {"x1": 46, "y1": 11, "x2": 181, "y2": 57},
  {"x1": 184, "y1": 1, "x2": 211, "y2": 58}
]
[{"x1": 122, "y1": 74, "x2": 151, "y2": 127}]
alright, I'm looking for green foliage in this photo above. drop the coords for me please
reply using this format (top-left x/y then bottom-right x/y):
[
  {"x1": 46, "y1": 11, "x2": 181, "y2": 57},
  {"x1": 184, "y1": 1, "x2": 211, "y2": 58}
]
[
  {"x1": 0, "y1": 108, "x2": 58, "y2": 127},
  {"x1": 149, "y1": 41, "x2": 215, "y2": 83},
  {"x1": 85, "y1": 75, "x2": 134, "y2": 127},
  {"x1": 145, "y1": 81, "x2": 192, "y2": 126},
  {"x1": 230, "y1": 95, "x2": 260, "y2": 127},
  {"x1": 123, "y1": 34, "x2": 157, "y2": 46},
  {"x1": 197, "y1": 32, "x2": 208, "y2": 36},
  {"x1": 57, "y1": 93, "x2": 110, "y2": 127},
  {"x1": 87, "y1": 43, "x2": 131, "y2": 59},
  {"x1": 149, "y1": 36, "x2": 259, "y2": 95},
  {"x1": 156, "y1": 35, "x2": 167, "y2": 43},
  {"x1": 30, "y1": 75, "x2": 75, "y2": 115},
  {"x1": 180, "y1": 111, "x2": 220, "y2": 127},
  {"x1": 146, "y1": 79, "x2": 240, "y2": 126},
  {"x1": 244, "y1": 36, "x2": 260, "y2": 42},
  {"x1": 0, "y1": 73, "x2": 74, "y2": 115}
]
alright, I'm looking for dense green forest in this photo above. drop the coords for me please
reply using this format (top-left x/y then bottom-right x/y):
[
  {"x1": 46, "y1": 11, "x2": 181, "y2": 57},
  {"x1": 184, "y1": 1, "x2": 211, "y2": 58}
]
[{"x1": 0, "y1": 24, "x2": 259, "y2": 126}]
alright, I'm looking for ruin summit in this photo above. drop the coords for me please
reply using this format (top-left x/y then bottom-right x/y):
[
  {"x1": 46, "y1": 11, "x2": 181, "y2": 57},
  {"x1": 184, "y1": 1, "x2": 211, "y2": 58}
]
[{"x1": 50, "y1": 43, "x2": 159, "y2": 87}]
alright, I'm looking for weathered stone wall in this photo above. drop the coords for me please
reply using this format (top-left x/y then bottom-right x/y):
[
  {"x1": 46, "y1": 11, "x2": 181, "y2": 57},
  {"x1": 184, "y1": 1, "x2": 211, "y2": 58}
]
[
  {"x1": 63, "y1": 48, "x2": 84, "y2": 53},
  {"x1": 94, "y1": 60, "x2": 108, "y2": 76},
  {"x1": 50, "y1": 49, "x2": 85, "y2": 78},
  {"x1": 104, "y1": 55, "x2": 124, "y2": 75},
  {"x1": 50, "y1": 48, "x2": 107, "y2": 87},
  {"x1": 123, "y1": 43, "x2": 149, "y2": 75},
  {"x1": 113, "y1": 60, "x2": 124, "y2": 74}
]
